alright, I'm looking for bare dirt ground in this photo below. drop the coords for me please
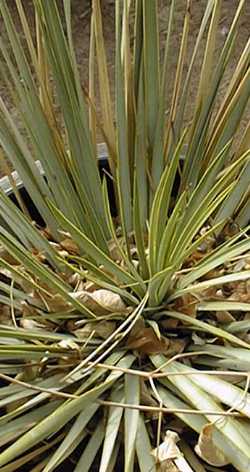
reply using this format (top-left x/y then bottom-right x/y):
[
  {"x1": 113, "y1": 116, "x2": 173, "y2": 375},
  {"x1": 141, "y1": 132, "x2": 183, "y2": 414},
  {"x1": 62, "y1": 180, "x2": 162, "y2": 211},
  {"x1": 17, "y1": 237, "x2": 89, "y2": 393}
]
[{"x1": 0, "y1": 0, "x2": 249, "y2": 176}]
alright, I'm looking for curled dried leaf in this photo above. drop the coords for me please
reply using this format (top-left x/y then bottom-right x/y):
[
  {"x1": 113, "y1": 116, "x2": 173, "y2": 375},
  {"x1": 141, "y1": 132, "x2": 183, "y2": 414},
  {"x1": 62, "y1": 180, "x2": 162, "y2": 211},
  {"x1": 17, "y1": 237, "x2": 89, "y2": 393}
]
[
  {"x1": 20, "y1": 319, "x2": 47, "y2": 331},
  {"x1": 126, "y1": 319, "x2": 168, "y2": 354},
  {"x1": 215, "y1": 310, "x2": 235, "y2": 323},
  {"x1": 172, "y1": 294, "x2": 197, "y2": 318},
  {"x1": 74, "y1": 320, "x2": 116, "y2": 339},
  {"x1": 21, "y1": 301, "x2": 37, "y2": 317},
  {"x1": 108, "y1": 240, "x2": 123, "y2": 262},
  {"x1": 71, "y1": 289, "x2": 126, "y2": 314},
  {"x1": 166, "y1": 338, "x2": 186, "y2": 357},
  {"x1": 228, "y1": 281, "x2": 250, "y2": 303},
  {"x1": 126, "y1": 326, "x2": 170, "y2": 354},
  {"x1": 84, "y1": 281, "x2": 99, "y2": 292},
  {"x1": 60, "y1": 238, "x2": 80, "y2": 255},
  {"x1": 152, "y1": 430, "x2": 194, "y2": 471},
  {"x1": 68, "y1": 272, "x2": 82, "y2": 286},
  {"x1": 41, "y1": 227, "x2": 54, "y2": 240},
  {"x1": 161, "y1": 319, "x2": 179, "y2": 330},
  {"x1": 195, "y1": 423, "x2": 229, "y2": 467},
  {"x1": 152, "y1": 431, "x2": 181, "y2": 463},
  {"x1": 127, "y1": 320, "x2": 186, "y2": 355},
  {"x1": 58, "y1": 339, "x2": 79, "y2": 351},
  {"x1": 40, "y1": 293, "x2": 71, "y2": 312}
]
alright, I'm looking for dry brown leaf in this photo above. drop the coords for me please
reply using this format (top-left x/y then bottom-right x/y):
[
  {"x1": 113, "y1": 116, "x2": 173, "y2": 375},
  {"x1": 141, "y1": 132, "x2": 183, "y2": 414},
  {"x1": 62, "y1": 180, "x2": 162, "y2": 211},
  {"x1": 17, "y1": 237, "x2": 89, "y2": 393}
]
[
  {"x1": 128, "y1": 319, "x2": 144, "y2": 336},
  {"x1": 228, "y1": 281, "x2": 250, "y2": 303},
  {"x1": 58, "y1": 339, "x2": 79, "y2": 351},
  {"x1": 21, "y1": 301, "x2": 37, "y2": 317},
  {"x1": 152, "y1": 431, "x2": 194, "y2": 472},
  {"x1": 203, "y1": 287, "x2": 220, "y2": 299},
  {"x1": 204, "y1": 269, "x2": 224, "y2": 280},
  {"x1": 32, "y1": 249, "x2": 46, "y2": 263},
  {"x1": 172, "y1": 294, "x2": 197, "y2": 318},
  {"x1": 0, "y1": 305, "x2": 12, "y2": 325},
  {"x1": 222, "y1": 221, "x2": 239, "y2": 240},
  {"x1": 127, "y1": 320, "x2": 185, "y2": 355},
  {"x1": 60, "y1": 238, "x2": 80, "y2": 255},
  {"x1": 84, "y1": 281, "x2": 99, "y2": 292},
  {"x1": 126, "y1": 318, "x2": 169, "y2": 354},
  {"x1": 195, "y1": 423, "x2": 229, "y2": 467},
  {"x1": 41, "y1": 293, "x2": 71, "y2": 312},
  {"x1": 126, "y1": 326, "x2": 170, "y2": 354},
  {"x1": 215, "y1": 310, "x2": 235, "y2": 323},
  {"x1": 186, "y1": 250, "x2": 205, "y2": 265},
  {"x1": 0, "y1": 247, "x2": 19, "y2": 265},
  {"x1": 166, "y1": 338, "x2": 186, "y2": 357},
  {"x1": 66, "y1": 320, "x2": 77, "y2": 332},
  {"x1": 20, "y1": 319, "x2": 47, "y2": 331},
  {"x1": 161, "y1": 319, "x2": 179, "y2": 329},
  {"x1": 108, "y1": 240, "x2": 123, "y2": 262},
  {"x1": 71, "y1": 289, "x2": 126, "y2": 315},
  {"x1": 68, "y1": 272, "x2": 82, "y2": 286},
  {"x1": 41, "y1": 227, "x2": 54, "y2": 240},
  {"x1": 74, "y1": 320, "x2": 116, "y2": 339}
]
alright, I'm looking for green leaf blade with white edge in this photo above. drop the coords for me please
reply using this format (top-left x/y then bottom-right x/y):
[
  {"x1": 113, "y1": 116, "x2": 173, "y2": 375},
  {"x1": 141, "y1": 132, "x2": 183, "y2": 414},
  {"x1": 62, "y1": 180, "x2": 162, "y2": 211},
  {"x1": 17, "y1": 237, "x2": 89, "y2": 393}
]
[
  {"x1": 182, "y1": 0, "x2": 246, "y2": 191},
  {"x1": 0, "y1": 354, "x2": 135, "y2": 468},
  {"x1": 173, "y1": 0, "x2": 215, "y2": 148},
  {"x1": 157, "y1": 191, "x2": 187, "y2": 272},
  {"x1": 173, "y1": 362, "x2": 250, "y2": 418},
  {"x1": 102, "y1": 178, "x2": 146, "y2": 295},
  {"x1": 0, "y1": 233, "x2": 98, "y2": 318},
  {"x1": 149, "y1": 130, "x2": 187, "y2": 274},
  {"x1": 148, "y1": 266, "x2": 174, "y2": 306},
  {"x1": 178, "y1": 237, "x2": 250, "y2": 289},
  {"x1": 172, "y1": 270, "x2": 250, "y2": 299},
  {"x1": 151, "y1": 354, "x2": 250, "y2": 463},
  {"x1": 115, "y1": 0, "x2": 132, "y2": 235},
  {"x1": 169, "y1": 149, "x2": 249, "y2": 265},
  {"x1": 34, "y1": 1, "x2": 109, "y2": 236},
  {"x1": 99, "y1": 388, "x2": 124, "y2": 472},
  {"x1": 142, "y1": 0, "x2": 159, "y2": 153},
  {"x1": 136, "y1": 414, "x2": 156, "y2": 472},
  {"x1": 151, "y1": 0, "x2": 176, "y2": 185},
  {"x1": 48, "y1": 201, "x2": 144, "y2": 297},
  {"x1": 133, "y1": 178, "x2": 149, "y2": 280},
  {"x1": 160, "y1": 310, "x2": 250, "y2": 350},
  {"x1": 198, "y1": 301, "x2": 250, "y2": 312},
  {"x1": 0, "y1": 189, "x2": 62, "y2": 270},
  {"x1": 0, "y1": 400, "x2": 62, "y2": 448},
  {"x1": 156, "y1": 385, "x2": 250, "y2": 472},
  {"x1": 163, "y1": 0, "x2": 191, "y2": 159},
  {"x1": 124, "y1": 374, "x2": 140, "y2": 472},
  {"x1": 214, "y1": 158, "x2": 250, "y2": 225},
  {"x1": 93, "y1": 0, "x2": 116, "y2": 158},
  {"x1": 44, "y1": 404, "x2": 99, "y2": 472},
  {"x1": 73, "y1": 420, "x2": 105, "y2": 472}
]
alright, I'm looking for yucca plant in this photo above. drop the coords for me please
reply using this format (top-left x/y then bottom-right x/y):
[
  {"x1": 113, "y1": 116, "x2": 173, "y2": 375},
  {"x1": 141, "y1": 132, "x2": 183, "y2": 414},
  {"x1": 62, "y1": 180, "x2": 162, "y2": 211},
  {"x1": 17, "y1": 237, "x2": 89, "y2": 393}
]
[{"x1": 0, "y1": 0, "x2": 249, "y2": 470}]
